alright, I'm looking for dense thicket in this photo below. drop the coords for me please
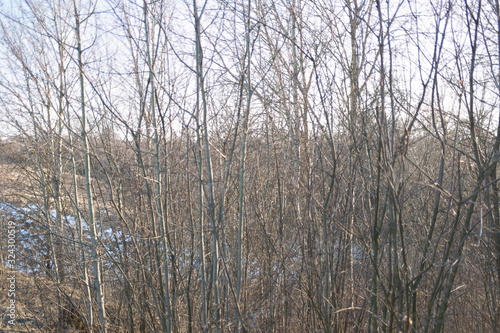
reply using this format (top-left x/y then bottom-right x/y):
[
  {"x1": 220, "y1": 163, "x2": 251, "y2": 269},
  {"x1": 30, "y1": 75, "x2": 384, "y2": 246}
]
[{"x1": 0, "y1": 0, "x2": 499, "y2": 332}]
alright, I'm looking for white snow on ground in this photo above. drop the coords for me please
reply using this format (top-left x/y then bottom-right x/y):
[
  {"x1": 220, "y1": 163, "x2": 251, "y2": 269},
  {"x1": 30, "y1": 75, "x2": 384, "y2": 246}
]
[{"x1": 1, "y1": 201, "x2": 134, "y2": 273}]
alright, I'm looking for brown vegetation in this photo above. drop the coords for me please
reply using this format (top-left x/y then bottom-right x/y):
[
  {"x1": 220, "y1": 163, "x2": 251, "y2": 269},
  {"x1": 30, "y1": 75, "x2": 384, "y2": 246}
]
[{"x1": 0, "y1": 0, "x2": 499, "y2": 332}]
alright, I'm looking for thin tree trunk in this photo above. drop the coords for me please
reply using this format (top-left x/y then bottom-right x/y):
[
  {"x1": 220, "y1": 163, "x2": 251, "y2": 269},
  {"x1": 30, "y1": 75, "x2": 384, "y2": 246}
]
[
  {"x1": 235, "y1": 1, "x2": 253, "y2": 331},
  {"x1": 193, "y1": 1, "x2": 220, "y2": 330},
  {"x1": 142, "y1": 2, "x2": 172, "y2": 332},
  {"x1": 66, "y1": 96, "x2": 94, "y2": 332},
  {"x1": 73, "y1": 2, "x2": 107, "y2": 331}
]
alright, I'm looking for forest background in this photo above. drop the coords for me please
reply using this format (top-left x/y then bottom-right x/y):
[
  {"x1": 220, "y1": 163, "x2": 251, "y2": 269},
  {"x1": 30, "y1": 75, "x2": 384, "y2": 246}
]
[{"x1": 0, "y1": 0, "x2": 499, "y2": 332}]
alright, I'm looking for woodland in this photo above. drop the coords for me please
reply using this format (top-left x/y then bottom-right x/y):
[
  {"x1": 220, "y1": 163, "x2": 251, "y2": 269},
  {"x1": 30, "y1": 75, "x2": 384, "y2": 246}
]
[{"x1": 0, "y1": 0, "x2": 499, "y2": 332}]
